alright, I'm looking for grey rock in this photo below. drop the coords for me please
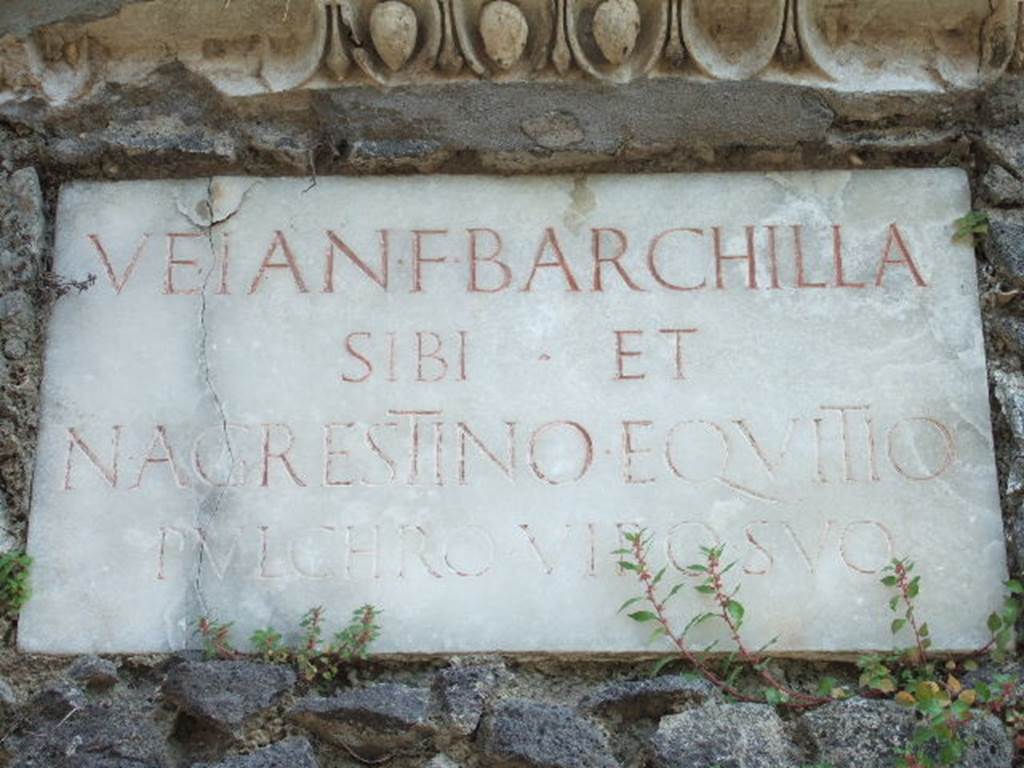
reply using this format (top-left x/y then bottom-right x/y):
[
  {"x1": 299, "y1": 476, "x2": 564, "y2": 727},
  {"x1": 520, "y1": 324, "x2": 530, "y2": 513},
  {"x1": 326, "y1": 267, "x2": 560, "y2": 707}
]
[
  {"x1": 521, "y1": 111, "x2": 585, "y2": 149},
  {"x1": 240, "y1": 124, "x2": 315, "y2": 171},
  {"x1": 981, "y1": 126, "x2": 1024, "y2": 180},
  {"x1": 799, "y1": 697, "x2": 1012, "y2": 768},
  {"x1": 981, "y1": 164, "x2": 1024, "y2": 207},
  {"x1": 192, "y1": 737, "x2": 319, "y2": 768},
  {"x1": 349, "y1": 139, "x2": 444, "y2": 161},
  {"x1": 986, "y1": 210, "x2": 1024, "y2": 285},
  {"x1": 318, "y1": 79, "x2": 832, "y2": 156},
  {"x1": 797, "y1": 698, "x2": 914, "y2": 768},
  {"x1": 579, "y1": 674, "x2": 714, "y2": 718},
  {"x1": 25, "y1": 680, "x2": 87, "y2": 723},
  {"x1": 991, "y1": 314, "x2": 1024, "y2": 357},
  {"x1": 7, "y1": 696, "x2": 170, "y2": 768},
  {"x1": 288, "y1": 683, "x2": 431, "y2": 757},
  {"x1": 8, "y1": 167, "x2": 44, "y2": 238},
  {"x1": 68, "y1": 655, "x2": 120, "y2": 688},
  {"x1": 0, "y1": 674, "x2": 17, "y2": 705},
  {"x1": 992, "y1": 368, "x2": 1024, "y2": 497},
  {"x1": 162, "y1": 660, "x2": 295, "y2": 730},
  {"x1": 648, "y1": 702, "x2": 797, "y2": 768},
  {"x1": 433, "y1": 662, "x2": 504, "y2": 735},
  {"x1": 1010, "y1": 500, "x2": 1024, "y2": 574},
  {"x1": 479, "y1": 699, "x2": 619, "y2": 768},
  {"x1": 959, "y1": 710, "x2": 1014, "y2": 768},
  {"x1": 3, "y1": 337, "x2": 27, "y2": 359},
  {"x1": 0, "y1": 0, "x2": 148, "y2": 37},
  {"x1": 425, "y1": 756, "x2": 462, "y2": 768}
]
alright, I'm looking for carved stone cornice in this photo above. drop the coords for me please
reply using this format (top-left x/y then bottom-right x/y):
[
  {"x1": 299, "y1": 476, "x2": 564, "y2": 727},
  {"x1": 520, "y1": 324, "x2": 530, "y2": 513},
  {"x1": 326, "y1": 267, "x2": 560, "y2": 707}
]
[{"x1": 0, "y1": 0, "x2": 1019, "y2": 105}]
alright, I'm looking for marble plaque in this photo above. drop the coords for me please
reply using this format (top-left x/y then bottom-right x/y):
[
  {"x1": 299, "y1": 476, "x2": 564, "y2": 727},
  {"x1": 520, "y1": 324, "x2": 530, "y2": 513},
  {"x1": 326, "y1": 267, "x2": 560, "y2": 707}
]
[{"x1": 19, "y1": 171, "x2": 1007, "y2": 654}]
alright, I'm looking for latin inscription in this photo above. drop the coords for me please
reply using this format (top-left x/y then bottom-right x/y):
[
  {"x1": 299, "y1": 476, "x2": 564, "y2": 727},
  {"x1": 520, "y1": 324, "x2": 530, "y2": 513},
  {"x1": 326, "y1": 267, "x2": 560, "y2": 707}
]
[{"x1": 19, "y1": 172, "x2": 1007, "y2": 654}]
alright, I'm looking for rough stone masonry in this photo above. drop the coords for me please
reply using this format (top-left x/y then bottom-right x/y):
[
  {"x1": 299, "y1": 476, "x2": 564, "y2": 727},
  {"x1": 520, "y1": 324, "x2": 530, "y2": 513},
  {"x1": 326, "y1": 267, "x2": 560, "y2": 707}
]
[{"x1": 3, "y1": 1, "x2": 1024, "y2": 767}]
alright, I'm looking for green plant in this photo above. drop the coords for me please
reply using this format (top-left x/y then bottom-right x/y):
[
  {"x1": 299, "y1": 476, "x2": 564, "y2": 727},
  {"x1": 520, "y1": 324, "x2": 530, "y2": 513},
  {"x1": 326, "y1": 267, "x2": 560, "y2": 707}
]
[
  {"x1": 952, "y1": 211, "x2": 989, "y2": 243},
  {"x1": 290, "y1": 604, "x2": 381, "y2": 682},
  {"x1": 861, "y1": 561, "x2": 1021, "y2": 767},
  {"x1": 198, "y1": 604, "x2": 381, "y2": 682},
  {"x1": 196, "y1": 617, "x2": 238, "y2": 659},
  {"x1": 250, "y1": 626, "x2": 287, "y2": 662},
  {"x1": 881, "y1": 558, "x2": 930, "y2": 665},
  {"x1": 0, "y1": 550, "x2": 32, "y2": 618},
  {"x1": 985, "y1": 578, "x2": 1021, "y2": 660},
  {"x1": 615, "y1": 531, "x2": 826, "y2": 707},
  {"x1": 616, "y1": 539, "x2": 1022, "y2": 767}
]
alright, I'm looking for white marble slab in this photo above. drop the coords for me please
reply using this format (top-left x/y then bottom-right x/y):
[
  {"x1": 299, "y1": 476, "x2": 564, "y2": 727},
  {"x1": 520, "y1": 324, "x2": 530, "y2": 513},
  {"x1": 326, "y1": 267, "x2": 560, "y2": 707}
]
[{"x1": 19, "y1": 171, "x2": 1007, "y2": 654}]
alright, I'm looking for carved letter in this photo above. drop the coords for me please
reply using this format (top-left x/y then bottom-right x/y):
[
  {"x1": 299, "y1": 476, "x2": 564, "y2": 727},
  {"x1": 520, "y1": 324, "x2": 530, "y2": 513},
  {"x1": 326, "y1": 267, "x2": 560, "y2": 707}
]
[
  {"x1": 592, "y1": 228, "x2": 644, "y2": 291},
  {"x1": 875, "y1": 225, "x2": 926, "y2": 287},
  {"x1": 324, "y1": 230, "x2": 388, "y2": 292},
  {"x1": 88, "y1": 233, "x2": 149, "y2": 294},
  {"x1": 646, "y1": 228, "x2": 706, "y2": 291},
  {"x1": 523, "y1": 228, "x2": 580, "y2": 292},
  {"x1": 249, "y1": 230, "x2": 309, "y2": 294},
  {"x1": 468, "y1": 228, "x2": 512, "y2": 292},
  {"x1": 64, "y1": 426, "x2": 122, "y2": 490}
]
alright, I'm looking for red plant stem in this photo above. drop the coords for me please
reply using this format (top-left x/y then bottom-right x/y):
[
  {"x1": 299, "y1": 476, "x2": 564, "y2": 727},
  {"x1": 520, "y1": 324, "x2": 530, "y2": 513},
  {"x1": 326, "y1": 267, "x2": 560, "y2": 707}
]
[
  {"x1": 197, "y1": 619, "x2": 238, "y2": 659},
  {"x1": 306, "y1": 608, "x2": 324, "y2": 651},
  {"x1": 630, "y1": 537, "x2": 754, "y2": 702},
  {"x1": 705, "y1": 551, "x2": 828, "y2": 707},
  {"x1": 631, "y1": 537, "x2": 828, "y2": 708},
  {"x1": 353, "y1": 607, "x2": 377, "y2": 654},
  {"x1": 894, "y1": 562, "x2": 928, "y2": 664}
]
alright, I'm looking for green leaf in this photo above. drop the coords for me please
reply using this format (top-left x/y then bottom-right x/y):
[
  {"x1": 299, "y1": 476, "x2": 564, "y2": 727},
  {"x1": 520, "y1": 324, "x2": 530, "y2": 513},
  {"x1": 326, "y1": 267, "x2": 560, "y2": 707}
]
[
  {"x1": 996, "y1": 627, "x2": 1012, "y2": 650},
  {"x1": 666, "y1": 584, "x2": 685, "y2": 601},
  {"x1": 907, "y1": 578, "x2": 920, "y2": 599},
  {"x1": 881, "y1": 575, "x2": 899, "y2": 587},
  {"x1": 918, "y1": 623, "x2": 928, "y2": 637},
  {"x1": 682, "y1": 612, "x2": 714, "y2": 635},
  {"x1": 953, "y1": 210, "x2": 990, "y2": 243},
  {"x1": 726, "y1": 600, "x2": 745, "y2": 624},
  {"x1": 763, "y1": 688, "x2": 789, "y2": 706},
  {"x1": 695, "y1": 584, "x2": 715, "y2": 594},
  {"x1": 652, "y1": 566, "x2": 667, "y2": 586},
  {"x1": 889, "y1": 596, "x2": 900, "y2": 611},
  {"x1": 988, "y1": 613, "x2": 1003, "y2": 632},
  {"x1": 817, "y1": 676, "x2": 838, "y2": 696},
  {"x1": 688, "y1": 564, "x2": 707, "y2": 573},
  {"x1": 649, "y1": 656, "x2": 675, "y2": 677},
  {"x1": 891, "y1": 618, "x2": 907, "y2": 634},
  {"x1": 1006, "y1": 579, "x2": 1024, "y2": 595},
  {"x1": 617, "y1": 596, "x2": 643, "y2": 614},
  {"x1": 648, "y1": 626, "x2": 668, "y2": 643},
  {"x1": 618, "y1": 560, "x2": 639, "y2": 572},
  {"x1": 628, "y1": 610, "x2": 658, "y2": 623}
]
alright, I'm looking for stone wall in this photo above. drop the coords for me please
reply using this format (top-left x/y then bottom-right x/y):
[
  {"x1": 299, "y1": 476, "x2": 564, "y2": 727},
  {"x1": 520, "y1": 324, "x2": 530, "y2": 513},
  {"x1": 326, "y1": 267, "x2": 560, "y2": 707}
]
[{"x1": 3, "y1": 2, "x2": 1024, "y2": 766}]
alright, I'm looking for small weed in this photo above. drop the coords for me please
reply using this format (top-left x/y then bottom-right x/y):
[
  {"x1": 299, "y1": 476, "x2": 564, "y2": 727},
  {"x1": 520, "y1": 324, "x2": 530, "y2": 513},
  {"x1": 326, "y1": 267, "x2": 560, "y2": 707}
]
[
  {"x1": 862, "y1": 561, "x2": 1021, "y2": 767},
  {"x1": 952, "y1": 211, "x2": 989, "y2": 244},
  {"x1": 196, "y1": 617, "x2": 237, "y2": 660},
  {"x1": 0, "y1": 550, "x2": 31, "y2": 618},
  {"x1": 41, "y1": 271, "x2": 96, "y2": 299},
  {"x1": 616, "y1": 531, "x2": 826, "y2": 707},
  {"x1": 197, "y1": 604, "x2": 380, "y2": 683},
  {"x1": 616, "y1": 539, "x2": 1023, "y2": 767}
]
